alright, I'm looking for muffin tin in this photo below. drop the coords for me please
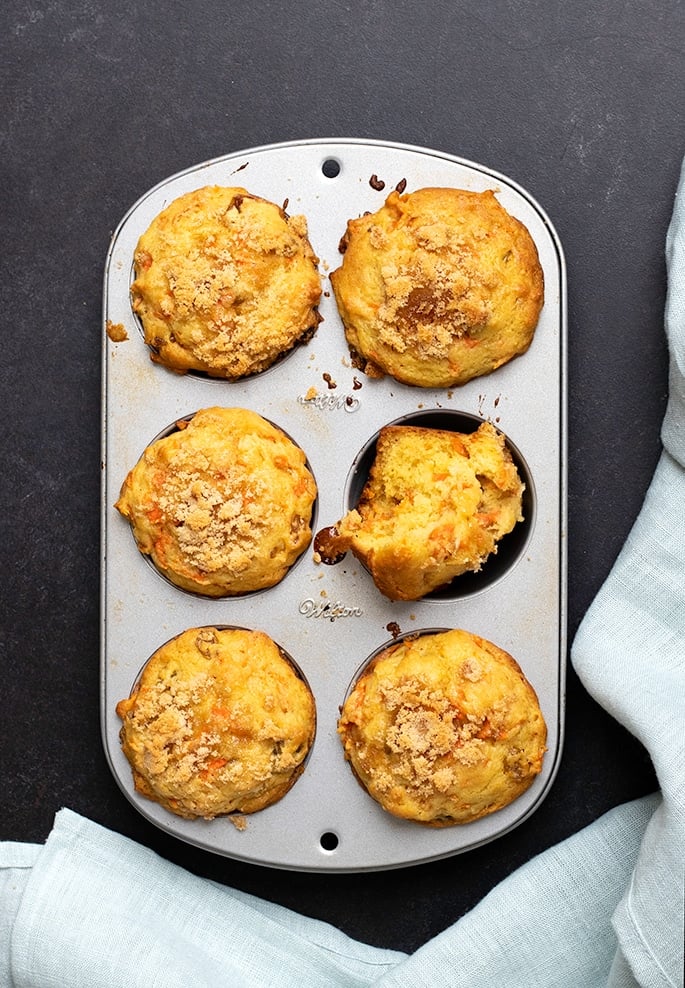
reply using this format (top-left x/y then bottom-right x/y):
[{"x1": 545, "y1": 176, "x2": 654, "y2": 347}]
[{"x1": 101, "y1": 138, "x2": 567, "y2": 872}]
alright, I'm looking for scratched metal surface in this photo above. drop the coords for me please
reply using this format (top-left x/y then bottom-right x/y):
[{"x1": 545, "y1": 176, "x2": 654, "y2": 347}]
[{"x1": 101, "y1": 139, "x2": 567, "y2": 872}]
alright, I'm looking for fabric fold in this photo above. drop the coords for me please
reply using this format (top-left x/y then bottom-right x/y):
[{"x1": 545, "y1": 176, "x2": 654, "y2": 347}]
[
  {"x1": 373, "y1": 794, "x2": 658, "y2": 988},
  {"x1": 572, "y1": 154, "x2": 685, "y2": 988},
  {"x1": 4, "y1": 808, "x2": 406, "y2": 988},
  {"x1": 572, "y1": 450, "x2": 685, "y2": 988},
  {"x1": 0, "y1": 797, "x2": 659, "y2": 988}
]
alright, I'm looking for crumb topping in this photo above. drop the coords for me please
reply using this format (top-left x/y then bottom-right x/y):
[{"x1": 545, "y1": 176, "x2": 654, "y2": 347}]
[
  {"x1": 337, "y1": 629, "x2": 547, "y2": 826},
  {"x1": 131, "y1": 187, "x2": 322, "y2": 378},
  {"x1": 330, "y1": 187, "x2": 544, "y2": 388},
  {"x1": 117, "y1": 408, "x2": 316, "y2": 596},
  {"x1": 117, "y1": 627, "x2": 316, "y2": 819},
  {"x1": 460, "y1": 658, "x2": 483, "y2": 682},
  {"x1": 379, "y1": 678, "x2": 490, "y2": 795},
  {"x1": 376, "y1": 234, "x2": 491, "y2": 359},
  {"x1": 155, "y1": 447, "x2": 268, "y2": 575}
]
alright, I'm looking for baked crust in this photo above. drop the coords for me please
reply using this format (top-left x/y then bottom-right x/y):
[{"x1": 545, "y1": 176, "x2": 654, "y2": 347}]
[
  {"x1": 131, "y1": 185, "x2": 322, "y2": 378},
  {"x1": 338, "y1": 629, "x2": 547, "y2": 826},
  {"x1": 115, "y1": 406, "x2": 317, "y2": 596},
  {"x1": 330, "y1": 187, "x2": 544, "y2": 387},
  {"x1": 315, "y1": 421, "x2": 524, "y2": 601},
  {"x1": 117, "y1": 626, "x2": 316, "y2": 819}
]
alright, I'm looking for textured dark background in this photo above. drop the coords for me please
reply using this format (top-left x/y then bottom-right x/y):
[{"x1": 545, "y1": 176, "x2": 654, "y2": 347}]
[{"x1": 1, "y1": 0, "x2": 682, "y2": 953}]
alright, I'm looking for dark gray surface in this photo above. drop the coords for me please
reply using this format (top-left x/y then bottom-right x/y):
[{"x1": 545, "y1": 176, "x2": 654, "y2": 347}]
[{"x1": 0, "y1": 0, "x2": 680, "y2": 952}]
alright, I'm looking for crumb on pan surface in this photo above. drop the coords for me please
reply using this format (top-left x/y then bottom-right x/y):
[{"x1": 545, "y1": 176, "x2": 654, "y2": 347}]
[
  {"x1": 130, "y1": 185, "x2": 322, "y2": 379},
  {"x1": 330, "y1": 187, "x2": 544, "y2": 388},
  {"x1": 315, "y1": 421, "x2": 524, "y2": 601},
  {"x1": 116, "y1": 626, "x2": 316, "y2": 820},
  {"x1": 338, "y1": 628, "x2": 547, "y2": 826},
  {"x1": 115, "y1": 406, "x2": 317, "y2": 596}
]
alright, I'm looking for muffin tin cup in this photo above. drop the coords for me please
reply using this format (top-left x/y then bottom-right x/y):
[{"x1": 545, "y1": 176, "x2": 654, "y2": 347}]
[
  {"x1": 337, "y1": 408, "x2": 537, "y2": 601},
  {"x1": 123, "y1": 411, "x2": 320, "y2": 599},
  {"x1": 101, "y1": 138, "x2": 567, "y2": 872}
]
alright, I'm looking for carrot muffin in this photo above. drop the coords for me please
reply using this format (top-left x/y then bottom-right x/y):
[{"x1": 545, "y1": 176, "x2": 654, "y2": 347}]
[
  {"x1": 338, "y1": 628, "x2": 547, "y2": 826},
  {"x1": 330, "y1": 187, "x2": 544, "y2": 387},
  {"x1": 117, "y1": 626, "x2": 316, "y2": 820},
  {"x1": 131, "y1": 185, "x2": 322, "y2": 378},
  {"x1": 115, "y1": 406, "x2": 317, "y2": 596},
  {"x1": 314, "y1": 421, "x2": 524, "y2": 600}
]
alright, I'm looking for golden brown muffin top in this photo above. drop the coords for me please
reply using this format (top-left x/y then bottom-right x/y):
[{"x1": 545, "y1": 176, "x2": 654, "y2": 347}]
[
  {"x1": 338, "y1": 628, "x2": 547, "y2": 826},
  {"x1": 115, "y1": 406, "x2": 317, "y2": 596},
  {"x1": 330, "y1": 187, "x2": 544, "y2": 387},
  {"x1": 131, "y1": 185, "x2": 322, "y2": 378},
  {"x1": 117, "y1": 626, "x2": 316, "y2": 819}
]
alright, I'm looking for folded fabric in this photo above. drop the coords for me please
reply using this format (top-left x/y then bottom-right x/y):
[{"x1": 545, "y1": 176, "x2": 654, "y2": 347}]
[
  {"x1": 570, "y1": 152, "x2": 685, "y2": 987},
  {"x1": 572, "y1": 449, "x2": 685, "y2": 988},
  {"x1": 0, "y1": 797, "x2": 657, "y2": 988},
  {"x1": 2, "y1": 158, "x2": 684, "y2": 987},
  {"x1": 0, "y1": 808, "x2": 406, "y2": 988}
]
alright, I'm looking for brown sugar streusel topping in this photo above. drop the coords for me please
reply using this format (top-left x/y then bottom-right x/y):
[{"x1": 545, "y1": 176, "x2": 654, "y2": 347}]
[
  {"x1": 154, "y1": 449, "x2": 270, "y2": 575},
  {"x1": 372, "y1": 226, "x2": 492, "y2": 360},
  {"x1": 366, "y1": 670, "x2": 513, "y2": 797}
]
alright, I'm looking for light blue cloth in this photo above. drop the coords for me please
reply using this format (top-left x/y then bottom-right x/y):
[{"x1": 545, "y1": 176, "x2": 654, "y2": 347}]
[{"x1": 3, "y1": 160, "x2": 685, "y2": 985}]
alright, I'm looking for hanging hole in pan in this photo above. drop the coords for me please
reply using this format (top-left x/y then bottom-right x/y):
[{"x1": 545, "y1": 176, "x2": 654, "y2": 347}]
[
  {"x1": 321, "y1": 157, "x2": 341, "y2": 178},
  {"x1": 319, "y1": 831, "x2": 339, "y2": 852}
]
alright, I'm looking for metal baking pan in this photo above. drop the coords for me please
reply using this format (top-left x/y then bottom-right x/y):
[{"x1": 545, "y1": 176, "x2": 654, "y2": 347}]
[{"x1": 101, "y1": 138, "x2": 567, "y2": 872}]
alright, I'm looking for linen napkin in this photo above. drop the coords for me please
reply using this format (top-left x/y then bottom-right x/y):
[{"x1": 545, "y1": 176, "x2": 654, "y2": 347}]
[{"x1": 2, "y1": 158, "x2": 684, "y2": 987}]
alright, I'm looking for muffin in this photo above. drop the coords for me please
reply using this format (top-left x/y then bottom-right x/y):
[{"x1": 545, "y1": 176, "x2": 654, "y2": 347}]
[
  {"x1": 330, "y1": 187, "x2": 544, "y2": 387},
  {"x1": 115, "y1": 406, "x2": 317, "y2": 596},
  {"x1": 117, "y1": 626, "x2": 316, "y2": 820},
  {"x1": 130, "y1": 185, "x2": 322, "y2": 378},
  {"x1": 314, "y1": 421, "x2": 524, "y2": 600},
  {"x1": 338, "y1": 628, "x2": 547, "y2": 826}
]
